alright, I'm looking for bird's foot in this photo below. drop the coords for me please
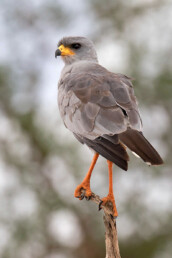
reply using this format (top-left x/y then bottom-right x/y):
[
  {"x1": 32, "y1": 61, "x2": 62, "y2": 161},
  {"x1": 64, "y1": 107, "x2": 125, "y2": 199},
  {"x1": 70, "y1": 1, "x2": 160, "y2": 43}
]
[
  {"x1": 74, "y1": 181, "x2": 92, "y2": 201},
  {"x1": 99, "y1": 194, "x2": 118, "y2": 218}
]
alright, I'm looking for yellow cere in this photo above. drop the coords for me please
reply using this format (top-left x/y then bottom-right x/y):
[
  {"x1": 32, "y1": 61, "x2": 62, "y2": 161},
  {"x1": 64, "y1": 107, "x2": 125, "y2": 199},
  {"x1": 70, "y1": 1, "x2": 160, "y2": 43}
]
[{"x1": 58, "y1": 44, "x2": 75, "y2": 56}]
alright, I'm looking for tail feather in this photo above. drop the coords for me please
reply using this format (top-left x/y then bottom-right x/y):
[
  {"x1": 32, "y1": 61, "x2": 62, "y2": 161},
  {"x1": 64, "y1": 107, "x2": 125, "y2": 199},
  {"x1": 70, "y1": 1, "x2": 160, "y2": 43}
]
[
  {"x1": 94, "y1": 137, "x2": 129, "y2": 161},
  {"x1": 83, "y1": 137, "x2": 129, "y2": 171},
  {"x1": 119, "y1": 128, "x2": 163, "y2": 165}
]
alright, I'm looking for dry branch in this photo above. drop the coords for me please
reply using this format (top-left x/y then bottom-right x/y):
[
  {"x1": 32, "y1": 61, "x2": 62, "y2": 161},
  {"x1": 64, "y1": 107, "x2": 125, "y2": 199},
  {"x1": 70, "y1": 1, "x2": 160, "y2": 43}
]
[{"x1": 82, "y1": 191, "x2": 121, "y2": 258}]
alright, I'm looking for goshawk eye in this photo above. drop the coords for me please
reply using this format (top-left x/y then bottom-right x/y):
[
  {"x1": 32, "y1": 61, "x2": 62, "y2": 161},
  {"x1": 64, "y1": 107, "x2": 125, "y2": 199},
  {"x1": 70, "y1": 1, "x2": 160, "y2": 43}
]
[{"x1": 71, "y1": 43, "x2": 81, "y2": 49}]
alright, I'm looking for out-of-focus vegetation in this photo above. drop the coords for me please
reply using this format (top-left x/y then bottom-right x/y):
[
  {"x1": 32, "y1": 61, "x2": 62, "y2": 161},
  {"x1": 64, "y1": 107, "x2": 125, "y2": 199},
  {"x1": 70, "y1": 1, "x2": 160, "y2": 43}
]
[{"x1": 0, "y1": 0, "x2": 172, "y2": 257}]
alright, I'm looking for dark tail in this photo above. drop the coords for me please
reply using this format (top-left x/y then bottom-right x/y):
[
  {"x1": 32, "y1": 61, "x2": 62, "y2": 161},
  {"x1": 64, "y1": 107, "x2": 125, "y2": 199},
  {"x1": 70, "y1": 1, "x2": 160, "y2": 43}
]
[
  {"x1": 83, "y1": 136, "x2": 129, "y2": 171},
  {"x1": 119, "y1": 128, "x2": 163, "y2": 165}
]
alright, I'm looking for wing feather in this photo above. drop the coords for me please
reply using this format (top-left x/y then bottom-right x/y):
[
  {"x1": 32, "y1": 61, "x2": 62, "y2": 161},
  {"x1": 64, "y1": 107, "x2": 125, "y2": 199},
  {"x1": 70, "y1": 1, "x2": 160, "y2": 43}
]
[{"x1": 58, "y1": 63, "x2": 142, "y2": 139}]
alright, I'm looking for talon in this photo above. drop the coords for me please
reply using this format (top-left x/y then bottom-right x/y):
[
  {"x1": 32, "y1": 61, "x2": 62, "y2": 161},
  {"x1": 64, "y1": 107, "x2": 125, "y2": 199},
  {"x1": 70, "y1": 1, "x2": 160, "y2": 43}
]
[
  {"x1": 85, "y1": 195, "x2": 91, "y2": 201},
  {"x1": 79, "y1": 194, "x2": 85, "y2": 200},
  {"x1": 98, "y1": 200, "x2": 103, "y2": 211}
]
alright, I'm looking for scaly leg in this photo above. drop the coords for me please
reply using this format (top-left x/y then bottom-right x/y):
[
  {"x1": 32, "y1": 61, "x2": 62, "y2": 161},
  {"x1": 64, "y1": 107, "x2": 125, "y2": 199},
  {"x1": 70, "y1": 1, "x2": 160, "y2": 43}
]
[
  {"x1": 74, "y1": 153, "x2": 99, "y2": 200},
  {"x1": 99, "y1": 160, "x2": 118, "y2": 217}
]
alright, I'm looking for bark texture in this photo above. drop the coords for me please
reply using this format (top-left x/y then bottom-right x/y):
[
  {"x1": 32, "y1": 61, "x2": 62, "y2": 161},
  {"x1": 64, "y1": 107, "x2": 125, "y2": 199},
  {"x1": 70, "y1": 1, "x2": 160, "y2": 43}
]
[{"x1": 82, "y1": 191, "x2": 121, "y2": 258}]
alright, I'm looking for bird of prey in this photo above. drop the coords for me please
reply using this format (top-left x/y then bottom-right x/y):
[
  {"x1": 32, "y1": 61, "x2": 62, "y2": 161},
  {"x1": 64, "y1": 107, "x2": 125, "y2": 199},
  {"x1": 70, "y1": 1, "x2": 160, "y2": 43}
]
[{"x1": 55, "y1": 36, "x2": 163, "y2": 217}]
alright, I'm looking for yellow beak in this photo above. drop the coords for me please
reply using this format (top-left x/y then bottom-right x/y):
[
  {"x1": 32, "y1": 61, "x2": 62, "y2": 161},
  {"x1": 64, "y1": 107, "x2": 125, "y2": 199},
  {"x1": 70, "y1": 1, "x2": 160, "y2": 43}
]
[{"x1": 57, "y1": 44, "x2": 75, "y2": 56}]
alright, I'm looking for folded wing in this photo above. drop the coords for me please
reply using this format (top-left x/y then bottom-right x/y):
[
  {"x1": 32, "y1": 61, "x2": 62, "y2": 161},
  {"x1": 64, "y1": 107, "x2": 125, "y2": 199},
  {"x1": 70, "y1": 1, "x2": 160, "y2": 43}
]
[
  {"x1": 59, "y1": 65, "x2": 142, "y2": 139},
  {"x1": 58, "y1": 63, "x2": 163, "y2": 170}
]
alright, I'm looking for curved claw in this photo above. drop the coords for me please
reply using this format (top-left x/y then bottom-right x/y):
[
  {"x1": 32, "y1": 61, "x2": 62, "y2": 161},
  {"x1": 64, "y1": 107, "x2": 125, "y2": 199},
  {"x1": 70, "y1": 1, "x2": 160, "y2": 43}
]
[
  {"x1": 85, "y1": 195, "x2": 91, "y2": 201},
  {"x1": 98, "y1": 200, "x2": 103, "y2": 211},
  {"x1": 79, "y1": 193, "x2": 85, "y2": 200}
]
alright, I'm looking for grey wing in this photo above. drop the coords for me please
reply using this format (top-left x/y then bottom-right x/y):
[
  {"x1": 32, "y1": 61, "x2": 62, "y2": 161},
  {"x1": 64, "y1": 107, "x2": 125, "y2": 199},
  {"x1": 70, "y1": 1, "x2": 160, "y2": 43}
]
[
  {"x1": 111, "y1": 73, "x2": 142, "y2": 131},
  {"x1": 59, "y1": 70, "x2": 142, "y2": 140}
]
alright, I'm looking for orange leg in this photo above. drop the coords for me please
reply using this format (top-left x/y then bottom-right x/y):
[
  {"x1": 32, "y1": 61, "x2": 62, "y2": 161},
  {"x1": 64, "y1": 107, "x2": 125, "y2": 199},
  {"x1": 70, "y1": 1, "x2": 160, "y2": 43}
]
[
  {"x1": 74, "y1": 153, "x2": 99, "y2": 200},
  {"x1": 99, "y1": 160, "x2": 118, "y2": 217}
]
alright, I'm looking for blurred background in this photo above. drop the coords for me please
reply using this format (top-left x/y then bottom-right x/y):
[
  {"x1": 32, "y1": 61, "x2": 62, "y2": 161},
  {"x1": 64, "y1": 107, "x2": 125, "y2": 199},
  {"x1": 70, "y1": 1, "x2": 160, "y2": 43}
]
[{"x1": 0, "y1": 0, "x2": 172, "y2": 257}]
